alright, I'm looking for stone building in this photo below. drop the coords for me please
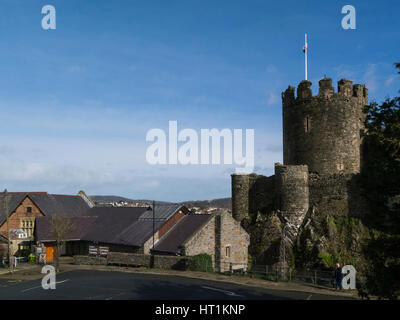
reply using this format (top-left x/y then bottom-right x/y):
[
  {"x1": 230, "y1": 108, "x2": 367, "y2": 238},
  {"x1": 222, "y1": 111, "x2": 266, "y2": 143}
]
[
  {"x1": 153, "y1": 211, "x2": 250, "y2": 272},
  {"x1": 36, "y1": 206, "x2": 250, "y2": 272},
  {"x1": 231, "y1": 77, "x2": 370, "y2": 268}
]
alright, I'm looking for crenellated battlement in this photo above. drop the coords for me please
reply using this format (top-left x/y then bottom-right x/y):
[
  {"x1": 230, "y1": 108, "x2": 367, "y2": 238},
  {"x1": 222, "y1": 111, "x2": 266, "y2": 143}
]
[
  {"x1": 282, "y1": 77, "x2": 368, "y2": 106},
  {"x1": 282, "y1": 76, "x2": 368, "y2": 175}
]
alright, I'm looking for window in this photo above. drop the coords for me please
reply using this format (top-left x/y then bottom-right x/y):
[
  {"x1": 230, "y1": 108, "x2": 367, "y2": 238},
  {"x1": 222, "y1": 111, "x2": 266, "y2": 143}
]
[
  {"x1": 27, "y1": 206, "x2": 32, "y2": 213},
  {"x1": 304, "y1": 116, "x2": 311, "y2": 133},
  {"x1": 225, "y1": 246, "x2": 231, "y2": 257},
  {"x1": 337, "y1": 163, "x2": 345, "y2": 171},
  {"x1": 21, "y1": 219, "x2": 34, "y2": 238}
]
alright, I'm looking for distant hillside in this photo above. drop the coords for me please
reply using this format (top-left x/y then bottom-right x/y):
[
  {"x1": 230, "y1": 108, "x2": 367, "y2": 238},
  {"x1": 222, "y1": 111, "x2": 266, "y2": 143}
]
[
  {"x1": 90, "y1": 195, "x2": 172, "y2": 206},
  {"x1": 181, "y1": 198, "x2": 231, "y2": 209},
  {"x1": 90, "y1": 195, "x2": 137, "y2": 203},
  {"x1": 90, "y1": 195, "x2": 231, "y2": 209}
]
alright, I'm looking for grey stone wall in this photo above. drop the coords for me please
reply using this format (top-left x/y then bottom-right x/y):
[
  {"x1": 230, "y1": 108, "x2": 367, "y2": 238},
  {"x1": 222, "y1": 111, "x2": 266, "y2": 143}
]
[
  {"x1": 282, "y1": 78, "x2": 368, "y2": 175},
  {"x1": 107, "y1": 252, "x2": 151, "y2": 267},
  {"x1": 275, "y1": 163, "x2": 309, "y2": 231},
  {"x1": 183, "y1": 215, "x2": 216, "y2": 262},
  {"x1": 218, "y1": 212, "x2": 250, "y2": 272},
  {"x1": 230, "y1": 77, "x2": 370, "y2": 269},
  {"x1": 153, "y1": 255, "x2": 189, "y2": 270},
  {"x1": 183, "y1": 212, "x2": 249, "y2": 272},
  {"x1": 308, "y1": 172, "x2": 369, "y2": 220},
  {"x1": 74, "y1": 253, "x2": 189, "y2": 270},
  {"x1": 231, "y1": 173, "x2": 275, "y2": 222},
  {"x1": 231, "y1": 174, "x2": 250, "y2": 222},
  {"x1": 73, "y1": 255, "x2": 107, "y2": 265}
]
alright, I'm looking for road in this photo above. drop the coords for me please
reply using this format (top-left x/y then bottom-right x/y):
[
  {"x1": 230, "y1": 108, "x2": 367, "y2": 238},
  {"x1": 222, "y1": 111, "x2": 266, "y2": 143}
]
[{"x1": 0, "y1": 269, "x2": 351, "y2": 300}]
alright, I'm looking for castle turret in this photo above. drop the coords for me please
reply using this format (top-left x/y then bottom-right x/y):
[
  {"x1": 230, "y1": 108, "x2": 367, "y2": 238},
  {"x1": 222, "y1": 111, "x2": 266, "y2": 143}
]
[
  {"x1": 231, "y1": 174, "x2": 251, "y2": 222},
  {"x1": 282, "y1": 77, "x2": 368, "y2": 174},
  {"x1": 275, "y1": 163, "x2": 309, "y2": 230}
]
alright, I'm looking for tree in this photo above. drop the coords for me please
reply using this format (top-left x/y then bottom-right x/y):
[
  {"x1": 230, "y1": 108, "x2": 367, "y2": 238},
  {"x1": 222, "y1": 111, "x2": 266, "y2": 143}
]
[
  {"x1": 48, "y1": 216, "x2": 75, "y2": 272},
  {"x1": 358, "y1": 63, "x2": 400, "y2": 299}
]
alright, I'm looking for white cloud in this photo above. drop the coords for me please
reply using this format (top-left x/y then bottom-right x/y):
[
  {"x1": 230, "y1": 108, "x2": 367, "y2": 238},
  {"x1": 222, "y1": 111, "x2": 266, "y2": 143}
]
[
  {"x1": 385, "y1": 75, "x2": 398, "y2": 87},
  {"x1": 266, "y1": 64, "x2": 277, "y2": 73},
  {"x1": 266, "y1": 92, "x2": 278, "y2": 106},
  {"x1": 363, "y1": 63, "x2": 378, "y2": 92}
]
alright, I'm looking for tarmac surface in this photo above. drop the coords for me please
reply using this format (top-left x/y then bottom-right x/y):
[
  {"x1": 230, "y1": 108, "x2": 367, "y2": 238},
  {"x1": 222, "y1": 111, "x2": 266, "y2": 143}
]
[{"x1": 0, "y1": 269, "x2": 354, "y2": 300}]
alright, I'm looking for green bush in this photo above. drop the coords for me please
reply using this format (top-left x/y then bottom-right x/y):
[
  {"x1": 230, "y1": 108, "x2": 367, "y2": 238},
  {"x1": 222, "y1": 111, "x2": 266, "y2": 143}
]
[
  {"x1": 188, "y1": 254, "x2": 213, "y2": 272},
  {"x1": 318, "y1": 251, "x2": 339, "y2": 268}
]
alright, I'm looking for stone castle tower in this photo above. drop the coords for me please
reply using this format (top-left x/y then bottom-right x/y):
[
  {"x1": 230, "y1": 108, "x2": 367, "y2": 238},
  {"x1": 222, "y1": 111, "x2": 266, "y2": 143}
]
[
  {"x1": 231, "y1": 77, "x2": 369, "y2": 267},
  {"x1": 282, "y1": 78, "x2": 368, "y2": 174}
]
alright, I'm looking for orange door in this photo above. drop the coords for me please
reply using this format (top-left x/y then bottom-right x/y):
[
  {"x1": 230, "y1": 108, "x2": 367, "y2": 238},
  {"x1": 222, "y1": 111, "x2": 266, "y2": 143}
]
[{"x1": 46, "y1": 246, "x2": 55, "y2": 262}]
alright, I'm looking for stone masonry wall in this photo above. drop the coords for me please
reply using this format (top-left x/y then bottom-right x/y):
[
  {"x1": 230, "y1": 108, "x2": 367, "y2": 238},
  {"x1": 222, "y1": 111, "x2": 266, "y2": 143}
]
[
  {"x1": 183, "y1": 213, "x2": 250, "y2": 272},
  {"x1": 218, "y1": 212, "x2": 250, "y2": 272},
  {"x1": 73, "y1": 255, "x2": 107, "y2": 265},
  {"x1": 231, "y1": 173, "x2": 275, "y2": 222},
  {"x1": 282, "y1": 78, "x2": 368, "y2": 174},
  {"x1": 74, "y1": 253, "x2": 189, "y2": 270},
  {"x1": 183, "y1": 215, "x2": 216, "y2": 265}
]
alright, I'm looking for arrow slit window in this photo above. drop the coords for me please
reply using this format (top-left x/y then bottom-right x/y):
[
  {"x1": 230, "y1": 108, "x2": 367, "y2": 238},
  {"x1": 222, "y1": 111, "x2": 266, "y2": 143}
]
[{"x1": 304, "y1": 116, "x2": 311, "y2": 133}]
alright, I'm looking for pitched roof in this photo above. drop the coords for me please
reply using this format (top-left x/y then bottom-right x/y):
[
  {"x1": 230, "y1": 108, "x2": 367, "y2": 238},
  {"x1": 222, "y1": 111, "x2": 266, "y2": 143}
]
[
  {"x1": 80, "y1": 207, "x2": 154, "y2": 246},
  {"x1": 0, "y1": 192, "x2": 91, "y2": 225},
  {"x1": 153, "y1": 214, "x2": 212, "y2": 254},
  {"x1": 35, "y1": 206, "x2": 190, "y2": 248},
  {"x1": 35, "y1": 216, "x2": 97, "y2": 242},
  {"x1": 138, "y1": 204, "x2": 187, "y2": 221}
]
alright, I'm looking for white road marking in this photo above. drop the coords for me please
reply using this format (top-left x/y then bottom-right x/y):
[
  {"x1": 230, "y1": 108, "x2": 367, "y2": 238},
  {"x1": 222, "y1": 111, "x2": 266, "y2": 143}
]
[
  {"x1": 201, "y1": 285, "x2": 243, "y2": 297},
  {"x1": 105, "y1": 292, "x2": 126, "y2": 300},
  {"x1": 21, "y1": 279, "x2": 69, "y2": 293},
  {"x1": 306, "y1": 294, "x2": 313, "y2": 300}
]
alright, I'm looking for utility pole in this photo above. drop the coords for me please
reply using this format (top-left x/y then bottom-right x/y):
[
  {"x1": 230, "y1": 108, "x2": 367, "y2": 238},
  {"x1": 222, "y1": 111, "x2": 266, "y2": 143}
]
[
  {"x1": 4, "y1": 189, "x2": 12, "y2": 271},
  {"x1": 152, "y1": 200, "x2": 155, "y2": 253}
]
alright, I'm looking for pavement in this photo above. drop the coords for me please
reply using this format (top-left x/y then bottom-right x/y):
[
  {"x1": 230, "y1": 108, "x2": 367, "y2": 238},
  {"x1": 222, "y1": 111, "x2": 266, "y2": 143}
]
[{"x1": 0, "y1": 262, "x2": 359, "y2": 300}]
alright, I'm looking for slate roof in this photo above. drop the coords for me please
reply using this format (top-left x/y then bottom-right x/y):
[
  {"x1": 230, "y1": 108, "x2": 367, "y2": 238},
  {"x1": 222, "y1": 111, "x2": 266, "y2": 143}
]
[
  {"x1": 80, "y1": 207, "x2": 158, "y2": 246},
  {"x1": 0, "y1": 192, "x2": 91, "y2": 225},
  {"x1": 35, "y1": 216, "x2": 97, "y2": 242},
  {"x1": 153, "y1": 214, "x2": 212, "y2": 254},
  {"x1": 138, "y1": 204, "x2": 187, "y2": 221},
  {"x1": 35, "y1": 205, "x2": 193, "y2": 248}
]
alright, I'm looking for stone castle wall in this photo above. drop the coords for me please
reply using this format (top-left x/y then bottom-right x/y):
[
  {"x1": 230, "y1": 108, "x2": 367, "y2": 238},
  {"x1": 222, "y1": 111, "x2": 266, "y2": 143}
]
[
  {"x1": 231, "y1": 173, "x2": 275, "y2": 222},
  {"x1": 282, "y1": 78, "x2": 368, "y2": 174},
  {"x1": 231, "y1": 76, "x2": 370, "y2": 267}
]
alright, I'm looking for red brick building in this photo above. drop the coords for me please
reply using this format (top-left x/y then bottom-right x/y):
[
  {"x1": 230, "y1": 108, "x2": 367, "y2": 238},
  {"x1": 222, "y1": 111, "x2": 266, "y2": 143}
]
[{"x1": 0, "y1": 192, "x2": 91, "y2": 257}]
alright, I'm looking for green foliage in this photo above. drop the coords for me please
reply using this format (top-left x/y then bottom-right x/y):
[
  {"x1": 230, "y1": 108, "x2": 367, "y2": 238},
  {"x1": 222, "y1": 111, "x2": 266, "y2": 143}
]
[
  {"x1": 359, "y1": 63, "x2": 400, "y2": 299},
  {"x1": 188, "y1": 254, "x2": 213, "y2": 272},
  {"x1": 317, "y1": 251, "x2": 339, "y2": 268},
  {"x1": 360, "y1": 234, "x2": 400, "y2": 299},
  {"x1": 29, "y1": 253, "x2": 36, "y2": 264}
]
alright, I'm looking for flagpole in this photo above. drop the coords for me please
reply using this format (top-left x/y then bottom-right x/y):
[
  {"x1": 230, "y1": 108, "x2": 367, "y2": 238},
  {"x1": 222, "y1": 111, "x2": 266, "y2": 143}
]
[{"x1": 305, "y1": 33, "x2": 308, "y2": 80}]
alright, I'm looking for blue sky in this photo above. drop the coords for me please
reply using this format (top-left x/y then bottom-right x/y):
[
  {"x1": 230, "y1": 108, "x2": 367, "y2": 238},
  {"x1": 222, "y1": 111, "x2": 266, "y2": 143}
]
[{"x1": 0, "y1": 0, "x2": 399, "y2": 201}]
